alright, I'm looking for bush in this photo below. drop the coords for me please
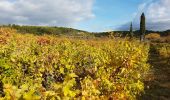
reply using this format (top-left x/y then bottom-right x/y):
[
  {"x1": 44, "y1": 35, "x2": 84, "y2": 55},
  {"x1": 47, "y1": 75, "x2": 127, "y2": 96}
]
[
  {"x1": 145, "y1": 33, "x2": 160, "y2": 40},
  {"x1": 154, "y1": 35, "x2": 170, "y2": 43},
  {"x1": 157, "y1": 44, "x2": 170, "y2": 58},
  {"x1": 0, "y1": 28, "x2": 150, "y2": 99},
  {"x1": 151, "y1": 43, "x2": 170, "y2": 64}
]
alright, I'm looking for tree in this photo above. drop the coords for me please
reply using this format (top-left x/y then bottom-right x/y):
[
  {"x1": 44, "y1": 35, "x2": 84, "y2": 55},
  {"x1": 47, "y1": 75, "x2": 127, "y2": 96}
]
[
  {"x1": 140, "y1": 13, "x2": 146, "y2": 41},
  {"x1": 130, "y1": 22, "x2": 133, "y2": 39}
]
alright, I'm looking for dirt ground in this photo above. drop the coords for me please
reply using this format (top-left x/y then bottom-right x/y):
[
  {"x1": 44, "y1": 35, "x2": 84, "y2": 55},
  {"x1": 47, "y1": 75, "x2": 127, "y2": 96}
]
[{"x1": 139, "y1": 50, "x2": 170, "y2": 100}]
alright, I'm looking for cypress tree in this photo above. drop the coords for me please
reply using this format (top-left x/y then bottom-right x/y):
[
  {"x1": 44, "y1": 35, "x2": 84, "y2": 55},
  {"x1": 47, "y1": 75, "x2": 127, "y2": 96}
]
[
  {"x1": 140, "y1": 13, "x2": 146, "y2": 41},
  {"x1": 130, "y1": 22, "x2": 133, "y2": 39}
]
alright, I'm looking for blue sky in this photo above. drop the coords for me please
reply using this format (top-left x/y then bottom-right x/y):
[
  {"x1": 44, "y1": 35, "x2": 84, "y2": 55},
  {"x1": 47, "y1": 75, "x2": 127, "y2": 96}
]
[
  {"x1": 76, "y1": 0, "x2": 145, "y2": 32},
  {"x1": 0, "y1": 0, "x2": 170, "y2": 32}
]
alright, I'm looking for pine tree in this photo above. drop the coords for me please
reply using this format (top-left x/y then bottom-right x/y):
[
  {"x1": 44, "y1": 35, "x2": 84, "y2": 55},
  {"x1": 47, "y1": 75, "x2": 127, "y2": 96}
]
[
  {"x1": 130, "y1": 22, "x2": 133, "y2": 39},
  {"x1": 140, "y1": 13, "x2": 146, "y2": 41}
]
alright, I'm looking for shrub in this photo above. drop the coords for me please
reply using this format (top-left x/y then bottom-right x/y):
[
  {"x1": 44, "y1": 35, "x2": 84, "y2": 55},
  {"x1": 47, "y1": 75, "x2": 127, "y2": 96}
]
[
  {"x1": 151, "y1": 43, "x2": 170, "y2": 64},
  {"x1": 145, "y1": 33, "x2": 160, "y2": 40},
  {"x1": 158, "y1": 44, "x2": 170, "y2": 58},
  {"x1": 37, "y1": 36, "x2": 51, "y2": 45}
]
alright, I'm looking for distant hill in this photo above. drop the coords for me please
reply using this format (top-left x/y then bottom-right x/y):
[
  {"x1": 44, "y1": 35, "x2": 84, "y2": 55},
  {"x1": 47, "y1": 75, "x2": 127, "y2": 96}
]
[
  {"x1": 1, "y1": 24, "x2": 169, "y2": 37},
  {"x1": 0, "y1": 25, "x2": 93, "y2": 37},
  {"x1": 94, "y1": 30, "x2": 170, "y2": 37}
]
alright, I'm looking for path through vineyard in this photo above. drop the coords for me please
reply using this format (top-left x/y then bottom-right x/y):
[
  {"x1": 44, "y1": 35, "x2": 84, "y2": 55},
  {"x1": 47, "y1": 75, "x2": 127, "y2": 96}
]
[{"x1": 140, "y1": 47, "x2": 170, "y2": 100}]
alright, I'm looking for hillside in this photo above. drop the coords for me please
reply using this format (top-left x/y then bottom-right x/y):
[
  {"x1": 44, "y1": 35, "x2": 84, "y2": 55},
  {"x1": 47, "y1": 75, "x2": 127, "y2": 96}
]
[
  {"x1": 1, "y1": 25, "x2": 170, "y2": 39},
  {"x1": 0, "y1": 25, "x2": 93, "y2": 37},
  {"x1": 94, "y1": 30, "x2": 170, "y2": 37}
]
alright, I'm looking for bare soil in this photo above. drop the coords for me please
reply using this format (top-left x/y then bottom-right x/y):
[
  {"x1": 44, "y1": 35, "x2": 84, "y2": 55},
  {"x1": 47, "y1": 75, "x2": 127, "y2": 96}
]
[{"x1": 139, "y1": 49, "x2": 170, "y2": 100}]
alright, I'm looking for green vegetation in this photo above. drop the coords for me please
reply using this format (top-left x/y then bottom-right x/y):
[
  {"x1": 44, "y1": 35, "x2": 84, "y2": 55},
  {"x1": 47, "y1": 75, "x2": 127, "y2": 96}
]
[
  {"x1": 1, "y1": 24, "x2": 170, "y2": 40},
  {"x1": 1, "y1": 25, "x2": 93, "y2": 38},
  {"x1": 0, "y1": 28, "x2": 150, "y2": 99}
]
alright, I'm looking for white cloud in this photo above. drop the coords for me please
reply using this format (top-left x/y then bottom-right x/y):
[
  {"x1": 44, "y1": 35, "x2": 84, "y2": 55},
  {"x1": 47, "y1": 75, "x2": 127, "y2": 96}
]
[
  {"x1": 0, "y1": 0, "x2": 95, "y2": 26},
  {"x1": 146, "y1": 0, "x2": 170, "y2": 22},
  {"x1": 119, "y1": 0, "x2": 170, "y2": 31},
  {"x1": 143, "y1": 0, "x2": 170, "y2": 30}
]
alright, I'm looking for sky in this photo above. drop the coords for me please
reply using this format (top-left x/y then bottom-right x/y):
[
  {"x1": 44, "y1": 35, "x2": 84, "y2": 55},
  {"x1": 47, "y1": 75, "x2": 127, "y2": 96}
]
[{"x1": 0, "y1": 0, "x2": 170, "y2": 32}]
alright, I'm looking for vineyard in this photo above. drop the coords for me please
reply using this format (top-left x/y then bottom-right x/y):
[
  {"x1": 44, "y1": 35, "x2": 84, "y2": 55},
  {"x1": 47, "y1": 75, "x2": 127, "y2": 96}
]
[{"x1": 0, "y1": 28, "x2": 150, "y2": 99}]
